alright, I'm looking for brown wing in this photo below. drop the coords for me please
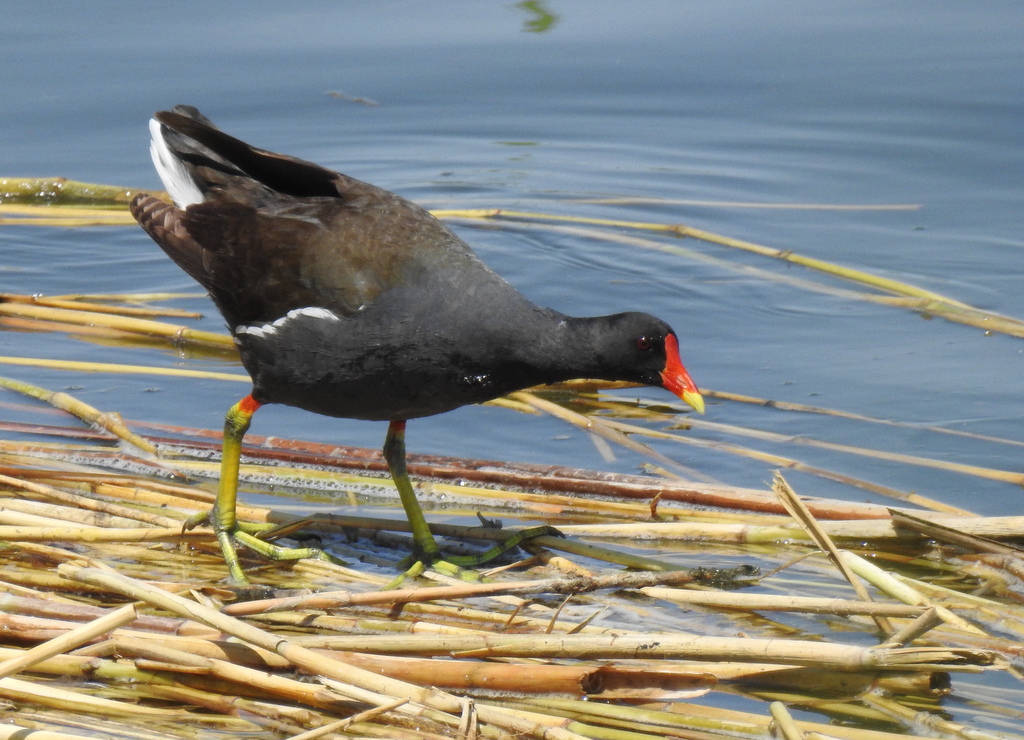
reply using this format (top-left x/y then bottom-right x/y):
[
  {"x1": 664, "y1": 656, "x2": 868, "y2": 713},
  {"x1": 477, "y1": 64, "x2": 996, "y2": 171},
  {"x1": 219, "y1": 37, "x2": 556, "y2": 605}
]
[{"x1": 132, "y1": 107, "x2": 486, "y2": 328}]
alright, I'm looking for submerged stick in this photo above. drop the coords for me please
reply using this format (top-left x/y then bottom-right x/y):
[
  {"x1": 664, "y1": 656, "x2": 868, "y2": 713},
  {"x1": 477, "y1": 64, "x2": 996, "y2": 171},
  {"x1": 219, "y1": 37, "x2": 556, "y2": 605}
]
[
  {"x1": 440, "y1": 209, "x2": 968, "y2": 306},
  {"x1": 0, "y1": 376, "x2": 157, "y2": 455}
]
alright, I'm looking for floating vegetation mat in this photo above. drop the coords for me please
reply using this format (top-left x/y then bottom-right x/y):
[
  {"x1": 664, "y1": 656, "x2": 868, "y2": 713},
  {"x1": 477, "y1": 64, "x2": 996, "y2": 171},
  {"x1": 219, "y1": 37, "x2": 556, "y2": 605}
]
[{"x1": 1, "y1": 180, "x2": 1023, "y2": 739}]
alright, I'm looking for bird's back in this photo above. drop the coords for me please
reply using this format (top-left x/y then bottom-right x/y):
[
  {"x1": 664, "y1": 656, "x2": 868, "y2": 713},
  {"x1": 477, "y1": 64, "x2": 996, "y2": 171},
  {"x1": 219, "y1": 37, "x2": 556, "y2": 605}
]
[{"x1": 131, "y1": 106, "x2": 499, "y2": 331}]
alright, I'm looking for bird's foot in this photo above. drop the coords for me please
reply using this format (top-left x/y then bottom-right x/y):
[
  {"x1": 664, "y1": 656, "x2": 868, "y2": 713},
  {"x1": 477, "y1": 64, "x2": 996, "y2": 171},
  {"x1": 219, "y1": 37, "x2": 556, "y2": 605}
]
[
  {"x1": 389, "y1": 524, "x2": 564, "y2": 586},
  {"x1": 184, "y1": 508, "x2": 346, "y2": 585}
]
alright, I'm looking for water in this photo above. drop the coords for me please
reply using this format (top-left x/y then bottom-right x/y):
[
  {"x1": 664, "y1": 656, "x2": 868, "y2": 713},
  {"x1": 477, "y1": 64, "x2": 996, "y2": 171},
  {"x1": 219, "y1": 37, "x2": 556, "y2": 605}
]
[
  {"x1": 3, "y1": 0, "x2": 1024, "y2": 733},
  {"x1": 3, "y1": 1, "x2": 1023, "y2": 508}
]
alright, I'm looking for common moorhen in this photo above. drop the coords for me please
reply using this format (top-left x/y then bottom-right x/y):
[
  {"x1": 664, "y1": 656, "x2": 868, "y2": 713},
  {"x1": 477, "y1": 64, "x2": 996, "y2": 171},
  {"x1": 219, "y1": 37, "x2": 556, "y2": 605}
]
[{"x1": 131, "y1": 105, "x2": 704, "y2": 582}]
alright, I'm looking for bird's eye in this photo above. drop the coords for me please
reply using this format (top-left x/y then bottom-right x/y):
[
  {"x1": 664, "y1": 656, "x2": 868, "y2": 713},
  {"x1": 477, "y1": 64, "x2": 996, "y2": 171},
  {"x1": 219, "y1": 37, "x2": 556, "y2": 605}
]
[{"x1": 636, "y1": 336, "x2": 654, "y2": 351}]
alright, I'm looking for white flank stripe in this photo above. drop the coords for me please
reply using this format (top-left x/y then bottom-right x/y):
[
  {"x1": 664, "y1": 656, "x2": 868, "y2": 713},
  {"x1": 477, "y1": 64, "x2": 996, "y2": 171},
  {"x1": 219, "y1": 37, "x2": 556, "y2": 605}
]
[
  {"x1": 235, "y1": 324, "x2": 276, "y2": 338},
  {"x1": 149, "y1": 118, "x2": 203, "y2": 207},
  {"x1": 286, "y1": 307, "x2": 340, "y2": 322},
  {"x1": 236, "y1": 307, "x2": 340, "y2": 339}
]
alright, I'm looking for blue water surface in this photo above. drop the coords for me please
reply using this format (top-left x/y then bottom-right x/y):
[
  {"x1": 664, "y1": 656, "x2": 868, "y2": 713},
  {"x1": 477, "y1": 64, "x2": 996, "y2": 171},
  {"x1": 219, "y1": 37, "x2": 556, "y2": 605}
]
[
  {"x1": 3, "y1": 1, "x2": 1023, "y2": 510},
  {"x1": 3, "y1": 0, "x2": 1024, "y2": 733}
]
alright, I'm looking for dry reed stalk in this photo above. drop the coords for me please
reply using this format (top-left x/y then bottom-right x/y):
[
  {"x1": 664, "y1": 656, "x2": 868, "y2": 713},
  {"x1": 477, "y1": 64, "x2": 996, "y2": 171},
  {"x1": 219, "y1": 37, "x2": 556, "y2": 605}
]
[
  {"x1": 151, "y1": 427, "x2": 897, "y2": 521},
  {"x1": 285, "y1": 698, "x2": 410, "y2": 740},
  {"x1": 707, "y1": 662, "x2": 946, "y2": 697},
  {"x1": 0, "y1": 178, "x2": 150, "y2": 205},
  {"x1": 0, "y1": 377, "x2": 157, "y2": 454},
  {"x1": 0, "y1": 210, "x2": 138, "y2": 227},
  {"x1": 877, "y1": 573, "x2": 1024, "y2": 645},
  {"x1": 772, "y1": 472, "x2": 892, "y2": 635},
  {"x1": 510, "y1": 696, "x2": 913, "y2": 740},
  {"x1": 0, "y1": 525, "x2": 212, "y2": 543},
  {"x1": 39, "y1": 473, "x2": 218, "y2": 507},
  {"x1": 0, "y1": 594, "x2": 217, "y2": 637},
  {"x1": 554, "y1": 515, "x2": 1024, "y2": 542},
  {"x1": 0, "y1": 568, "x2": 82, "y2": 594},
  {"x1": 689, "y1": 416, "x2": 1021, "y2": 490},
  {"x1": 0, "y1": 446, "x2": 147, "y2": 478},
  {"x1": 132, "y1": 683, "x2": 329, "y2": 736},
  {"x1": 103, "y1": 633, "x2": 712, "y2": 702},
  {"x1": 0, "y1": 604, "x2": 137, "y2": 679},
  {"x1": 330, "y1": 653, "x2": 718, "y2": 697},
  {"x1": 47, "y1": 291, "x2": 202, "y2": 303},
  {"x1": 565, "y1": 408, "x2": 943, "y2": 505},
  {"x1": 0, "y1": 315, "x2": 186, "y2": 346},
  {"x1": 564, "y1": 196, "x2": 921, "y2": 210},
  {"x1": 437, "y1": 210, "x2": 1024, "y2": 340},
  {"x1": 769, "y1": 701, "x2": 806, "y2": 740},
  {"x1": 26, "y1": 416, "x2": 908, "y2": 523},
  {"x1": 0, "y1": 292, "x2": 201, "y2": 319},
  {"x1": 34, "y1": 474, "x2": 212, "y2": 502},
  {"x1": 60, "y1": 564, "x2": 596, "y2": 740},
  {"x1": 88, "y1": 635, "x2": 289, "y2": 668},
  {"x1": 644, "y1": 220, "x2": 1023, "y2": 338},
  {"x1": 0, "y1": 724, "x2": 112, "y2": 740},
  {"x1": 0, "y1": 303, "x2": 233, "y2": 348},
  {"x1": 593, "y1": 416, "x2": 998, "y2": 512},
  {"x1": 587, "y1": 400, "x2": 984, "y2": 515},
  {"x1": 753, "y1": 692, "x2": 896, "y2": 726},
  {"x1": 313, "y1": 653, "x2": 941, "y2": 700},
  {"x1": 880, "y1": 608, "x2": 946, "y2": 648},
  {"x1": 889, "y1": 510, "x2": 1024, "y2": 559},
  {"x1": 249, "y1": 594, "x2": 623, "y2": 638},
  {"x1": 0, "y1": 495, "x2": 151, "y2": 529},
  {"x1": 173, "y1": 461, "x2": 710, "y2": 525},
  {"x1": 121, "y1": 635, "x2": 696, "y2": 699},
  {"x1": 294, "y1": 632, "x2": 993, "y2": 672},
  {"x1": 509, "y1": 391, "x2": 697, "y2": 474},
  {"x1": 168, "y1": 450, "x2": 887, "y2": 522},
  {"x1": 112, "y1": 637, "x2": 368, "y2": 712},
  {"x1": 639, "y1": 588, "x2": 929, "y2": 617},
  {"x1": 0, "y1": 674, "x2": 184, "y2": 717},
  {"x1": 861, "y1": 693, "x2": 1006, "y2": 740},
  {"x1": 0, "y1": 355, "x2": 247, "y2": 382},
  {"x1": 839, "y1": 553, "x2": 986, "y2": 637},
  {"x1": 0, "y1": 577, "x2": 86, "y2": 603},
  {"x1": 0, "y1": 508, "x2": 91, "y2": 529},
  {"x1": 704, "y1": 389, "x2": 1024, "y2": 451},
  {"x1": 0, "y1": 472, "x2": 182, "y2": 527},
  {"x1": 222, "y1": 570, "x2": 704, "y2": 616}
]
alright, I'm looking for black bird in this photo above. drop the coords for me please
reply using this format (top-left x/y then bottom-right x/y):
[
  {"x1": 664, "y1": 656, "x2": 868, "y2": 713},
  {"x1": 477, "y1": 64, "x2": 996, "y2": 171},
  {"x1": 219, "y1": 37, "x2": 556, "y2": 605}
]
[{"x1": 131, "y1": 106, "x2": 704, "y2": 582}]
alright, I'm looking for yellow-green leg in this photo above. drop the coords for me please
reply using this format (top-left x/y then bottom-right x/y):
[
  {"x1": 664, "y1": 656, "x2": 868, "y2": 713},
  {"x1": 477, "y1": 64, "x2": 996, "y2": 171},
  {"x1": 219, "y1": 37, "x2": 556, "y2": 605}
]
[
  {"x1": 383, "y1": 420, "x2": 442, "y2": 563},
  {"x1": 211, "y1": 394, "x2": 259, "y2": 582},
  {"x1": 190, "y1": 405, "x2": 559, "y2": 583},
  {"x1": 187, "y1": 393, "x2": 347, "y2": 583},
  {"x1": 180, "y1": 394, "x2": 259, "y2": 582},
  {"x1": 383, "y1": 420, "x2": 561, "y2": 577}
]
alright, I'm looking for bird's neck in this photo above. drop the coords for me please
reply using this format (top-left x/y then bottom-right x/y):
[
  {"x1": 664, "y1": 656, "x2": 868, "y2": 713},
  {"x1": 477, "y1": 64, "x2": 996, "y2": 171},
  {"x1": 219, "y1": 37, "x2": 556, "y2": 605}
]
[{"x1": 501, "y1": 313, "x2": 617, "y2": 386}]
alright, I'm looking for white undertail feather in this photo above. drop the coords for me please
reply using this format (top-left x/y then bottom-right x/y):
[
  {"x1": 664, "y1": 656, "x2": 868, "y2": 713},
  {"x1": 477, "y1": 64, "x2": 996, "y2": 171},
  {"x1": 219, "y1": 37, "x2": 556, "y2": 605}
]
[{"x1": 148, "y1": 118, "x2": 203, "y2": 208}]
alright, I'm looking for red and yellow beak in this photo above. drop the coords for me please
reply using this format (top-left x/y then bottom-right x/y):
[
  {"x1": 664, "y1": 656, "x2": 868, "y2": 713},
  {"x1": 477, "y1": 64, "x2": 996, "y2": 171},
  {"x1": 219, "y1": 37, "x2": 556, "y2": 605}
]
[{"x1": 661, "y1": 333, "x2": 704, "y2": 414}]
